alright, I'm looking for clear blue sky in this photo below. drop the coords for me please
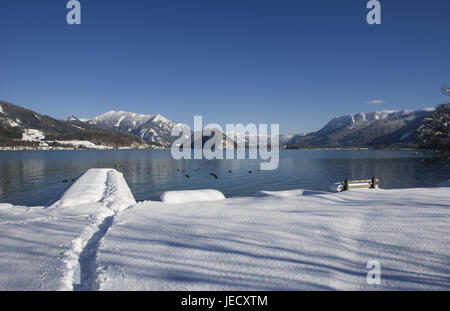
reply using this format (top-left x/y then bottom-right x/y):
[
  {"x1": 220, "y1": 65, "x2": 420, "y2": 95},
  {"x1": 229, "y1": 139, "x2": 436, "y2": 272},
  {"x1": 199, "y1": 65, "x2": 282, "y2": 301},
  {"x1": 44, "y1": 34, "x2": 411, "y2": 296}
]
[{"x1": 1, "y1": 0, "x2": 449, "y2": 133}]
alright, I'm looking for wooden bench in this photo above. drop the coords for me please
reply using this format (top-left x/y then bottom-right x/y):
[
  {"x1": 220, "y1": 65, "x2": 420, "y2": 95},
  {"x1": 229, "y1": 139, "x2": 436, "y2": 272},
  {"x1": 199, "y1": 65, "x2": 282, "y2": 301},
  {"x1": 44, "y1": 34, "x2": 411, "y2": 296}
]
[{"x1": 341, "y1": 176, "x2": 379, "y2": 191}]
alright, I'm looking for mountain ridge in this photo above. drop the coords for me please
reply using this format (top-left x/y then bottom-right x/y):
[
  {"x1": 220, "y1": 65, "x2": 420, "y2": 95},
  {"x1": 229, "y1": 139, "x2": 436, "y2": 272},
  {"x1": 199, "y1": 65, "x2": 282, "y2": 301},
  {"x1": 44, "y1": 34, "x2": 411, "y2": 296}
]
[
  {"x1": 83, "y1": 110, "x2": 186, "y2": 147},
  {"x1": 0, "y1": 101, "x2": 148, "y2": 149},
  {"x1": 0, "y1": 100, "x2": 435, "y2": 150},
  {"x1": 286, "y1": 108, "x2": 435, "y2": 148}
]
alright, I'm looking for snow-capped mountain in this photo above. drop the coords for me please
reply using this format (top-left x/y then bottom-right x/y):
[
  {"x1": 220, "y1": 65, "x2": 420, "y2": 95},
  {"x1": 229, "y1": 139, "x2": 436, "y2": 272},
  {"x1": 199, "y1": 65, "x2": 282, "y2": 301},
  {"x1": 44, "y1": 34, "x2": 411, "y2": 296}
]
[
  {"x1": 186, "y1": 130, "x2": 237, "y2": 150},
  {"x1": 0, "y1": 101, "x2": 146, "y2": 149},
  {"x1": 280, "y1": 133, "x2": 303, "y2": 145},
  {"x1": 62, "y1": 115, "x2": 81, "y2": 122},
  {"x1": 287, "y1": 109, "x2": 435, "y2": 148},
  {"x1": 85, "y1": 111, "x2": 187, "y2": 147},
  {"x1": 227, "y1": 132, "x2": 302, "y2": 147},
  {"x1": 88, "y1": 111, "x2": 154, "y2": 129},
  {"x1": 2, "y1": 100, "x2": 439, "y2": 150},
  {"x1": 317, "y1": 110, "x2": 433, "y2": 134},
  {"x1": 84, "y1": 110, "x2": 303, "y2": 147}
]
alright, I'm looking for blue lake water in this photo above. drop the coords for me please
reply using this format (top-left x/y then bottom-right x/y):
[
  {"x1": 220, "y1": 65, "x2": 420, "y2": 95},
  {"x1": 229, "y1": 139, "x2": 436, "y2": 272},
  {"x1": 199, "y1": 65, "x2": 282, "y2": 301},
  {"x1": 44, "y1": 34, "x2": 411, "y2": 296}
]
[{"x1": 0, "y1": 149, "x2": 449, "y2": 206}]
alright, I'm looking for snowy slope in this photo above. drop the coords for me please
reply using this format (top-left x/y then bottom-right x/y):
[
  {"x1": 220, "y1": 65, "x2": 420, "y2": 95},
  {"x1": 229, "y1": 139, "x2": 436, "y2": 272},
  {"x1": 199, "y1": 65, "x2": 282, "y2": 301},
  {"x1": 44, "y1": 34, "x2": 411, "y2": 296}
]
[
  {"x1": 62, "y1": 115, "x2": 81, "y2": 122},
  {"x1": 0, "y1": 101, "x2": 145, "y2": 149},
  {"x1": 88, "y1": 111, "x2": 154, "y2": 129},
  {"x1": 228, "y1": 132, "x2": 301, "y2": 147},
  {"x1": 288, "y1": 108, "x2": 435, "y2": 147},
  {"x1": 87, "y1": 110, "x2": 298, "y2": 147},
  {"x1": 97, "y1": 186, "x2": 450, "y2": 290},
  {"x1": 87, "y1": 111, "x2": 187, "y2": 147},
  {"x1": 22, "y1": 129, "x2": 45, "y2": 142}
]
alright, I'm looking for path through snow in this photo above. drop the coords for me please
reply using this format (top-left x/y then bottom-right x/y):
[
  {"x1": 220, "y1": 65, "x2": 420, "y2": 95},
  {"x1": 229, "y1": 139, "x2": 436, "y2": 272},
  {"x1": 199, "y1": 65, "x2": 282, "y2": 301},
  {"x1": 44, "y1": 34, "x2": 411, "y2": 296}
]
[
  {"x1": 51, "y1": 169, "x2": 136, "y2": 290},
  {"x1": 0, "y1": 169, "x2": 134, "y2": 291}
]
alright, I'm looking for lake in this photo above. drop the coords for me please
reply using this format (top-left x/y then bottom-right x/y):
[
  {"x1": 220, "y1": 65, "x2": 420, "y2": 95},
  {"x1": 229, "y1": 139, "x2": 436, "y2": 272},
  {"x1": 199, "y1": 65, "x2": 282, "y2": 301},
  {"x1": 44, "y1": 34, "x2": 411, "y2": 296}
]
[{"x1": 0, "y1": 149, "x2": 449, "y2": 206}]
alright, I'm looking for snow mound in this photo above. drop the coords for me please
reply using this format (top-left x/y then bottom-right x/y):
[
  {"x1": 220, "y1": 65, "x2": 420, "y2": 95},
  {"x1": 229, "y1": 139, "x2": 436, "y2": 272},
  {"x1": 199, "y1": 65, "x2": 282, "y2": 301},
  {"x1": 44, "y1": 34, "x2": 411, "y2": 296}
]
[
  {"x1": 255, "y1": 189, "x2": 329, "y2": 197},
  {"x1": 51, "y1": 169, "x2": 135, "y2": 212},
  {"x1": 0, "y1": 203, "x2": 13, "y2": 210},
  {"x1": 160, "y1": 189, "x2": 226, "y2": 204},
  {"x1": 329, "y1": 182, "x2": 344, "y2": 192}
]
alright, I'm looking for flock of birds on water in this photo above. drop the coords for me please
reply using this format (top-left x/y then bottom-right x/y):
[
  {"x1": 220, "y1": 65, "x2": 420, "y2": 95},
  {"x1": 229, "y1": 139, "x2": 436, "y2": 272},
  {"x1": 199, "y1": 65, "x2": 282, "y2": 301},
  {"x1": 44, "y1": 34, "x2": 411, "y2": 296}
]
[
  {"x1": 54, "y1": 164, "x2": 262, "y2": 184},
  {"x1": 0, "y1": 164, "x2": 261, "y2": 185},
  {"x1": 1, "y1": 152, "x2": 430, "y2": 185},
  {"x1": 112, "y1": 164, "x2": 261, "y2": 181}
]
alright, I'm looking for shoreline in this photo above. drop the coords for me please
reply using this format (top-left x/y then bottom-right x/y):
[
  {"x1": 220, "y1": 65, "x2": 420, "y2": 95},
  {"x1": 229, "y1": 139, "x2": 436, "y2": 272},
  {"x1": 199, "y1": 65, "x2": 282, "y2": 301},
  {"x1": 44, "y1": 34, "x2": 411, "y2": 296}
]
[{"x1": 0, "y1": 146, "x2": 427, "y2": 151}]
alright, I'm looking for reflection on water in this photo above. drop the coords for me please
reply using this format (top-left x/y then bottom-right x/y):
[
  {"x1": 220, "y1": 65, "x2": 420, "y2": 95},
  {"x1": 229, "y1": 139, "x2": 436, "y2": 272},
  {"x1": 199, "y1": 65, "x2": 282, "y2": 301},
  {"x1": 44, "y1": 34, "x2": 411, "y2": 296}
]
[{"x1": 0, "y1": 150, "x2": 449, "y2": 206}]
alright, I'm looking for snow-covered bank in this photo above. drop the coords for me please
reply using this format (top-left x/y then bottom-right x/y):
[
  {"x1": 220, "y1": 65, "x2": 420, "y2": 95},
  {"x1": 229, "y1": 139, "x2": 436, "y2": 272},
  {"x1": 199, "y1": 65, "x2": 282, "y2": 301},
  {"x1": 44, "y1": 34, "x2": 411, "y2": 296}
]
[
  {"x1": 0, "y1": 168, "x2": 449, "y2": 290},
  {"x1": 97, "y1": 187, "x2": 450, "y2": 290},
  {"x1": 52, "y1": 169, "x2": 135, "y2": 290},
  {"x1": 0, "y1": 146, "x2": 157, "y2": 151}
]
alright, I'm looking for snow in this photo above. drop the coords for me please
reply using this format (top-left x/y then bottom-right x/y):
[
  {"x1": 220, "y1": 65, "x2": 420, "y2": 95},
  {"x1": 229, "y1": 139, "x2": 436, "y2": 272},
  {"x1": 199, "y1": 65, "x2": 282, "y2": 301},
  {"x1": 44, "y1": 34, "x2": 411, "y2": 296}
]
[
  {"x1": 329, "y1": 182, "x2": 344, "y2": 192},
  {"x1": 0, "y1": 169, "x2": 134, "y2": 291},
  {"x1": 1, "y1": 168, "x2": 449, "y2": 291},
  {"x1": 87, "y1": 110, "x2": 185, "y2": 146},
  {"x1": 51, "y1": 169, "x2": 135, "y2": 212},
  {"x1": 0, "y1": 104, "x2": 3, "y2": 114},
  {"x1": 71, "y1": 124, "x2": 85, "y2": 130},
  {"x1": 53, "y1": 169, "x2": 135, "y2": 290},
  {"x1": 160, "y1": 189, "x2": 226, "y2": 204},
  {"x1": 22, "y1": 129, "x2": 45, "y2": 142},
  {"x1": 255, "y1": 189, "x2": 330, "y2": 197},
  {"x1": 89, "y1": 110, "x2": 154, "y2": 129},
  {"x1": 399, "y1": 132, "x2": 410, "y2": 141},
  {"x1": 227, "y1": 132, "x2": 295, "y2": 146},
  {"x1": 62, "y1": 115, "x2": 82, "y2": 122},
  {"x1": 55, "y1": 140, "x2": 109, "y2": 149},
  {"x1": 324, "y1": 108, "x2": 431, "y2": 133},
  {"x1": 0, "y1": 203, "x2": 13, "y2": 209},
  {"x1": 115, "y1": 116, "x2": 126, "y2": 127},
  {"x1": 6, "y1": 119, "x2": 20, "y2": 127},
  {"x1": 97, "y1": 186, "x2": 450, "y2": 291},
  {"x1": 151, "y1": 114, "x2": 170, "y2": 123}
]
